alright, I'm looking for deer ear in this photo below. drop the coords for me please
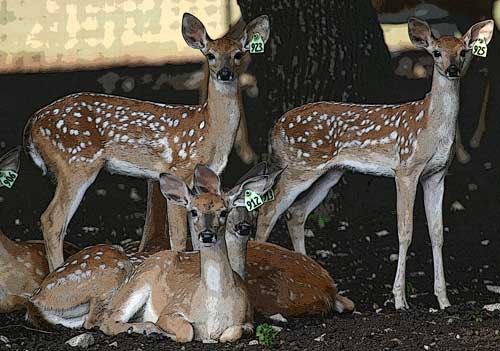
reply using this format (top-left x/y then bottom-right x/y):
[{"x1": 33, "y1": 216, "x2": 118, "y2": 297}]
[
  {"x1": 234, "y1": 162, "x2": 268, "y2": 185},
  {"x1": 159, "y1": 173, "x2": 192, "y2": 207},
  {"x1": 182, "y1": 13, "x2": 210, "y2": 50},
  {"x1": 241, "y1": 15, "x2": 270, "y2": 52},
  {"x1": 408, "y1": 17, "x2": 434, "y2": 48},
  {"x1": 463, "y1": 20, "x2": 495, "y2": 48},
  {"x1": 193, "y1": 165, "x2": 221, "y2": 195},
  {"x1": 0, "y1": 146, "x2": 21, "y2": 172},
  {"x1": 227, "y1": 167, "x2": 284, "y2": 208}
]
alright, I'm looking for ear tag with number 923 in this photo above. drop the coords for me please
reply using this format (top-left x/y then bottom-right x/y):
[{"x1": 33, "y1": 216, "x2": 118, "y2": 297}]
[
  {"x1": 245, "y1": 190, "x2": 264, "y2": 211},
  {"x1": 0, "y1": 170, "x2": 18, "y2": 189},
  {"x1": 472, "y1": 37, "x2": 487, "y2": 58},
  {"x1": 250, "y1": 33, "x2": 264, "y2": 54}
]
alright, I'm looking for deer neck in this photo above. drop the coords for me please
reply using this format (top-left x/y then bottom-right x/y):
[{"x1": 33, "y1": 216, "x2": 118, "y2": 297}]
[
  {"x1": 428, "y1": 67, "x2": 461, "y2": 133},
  {"x1": 199, "y1": 239, "x2": 236, "y2": 294},
  {"x1": 225, "y1": 233, "x2": 247, "y2": 280},
  {"x1": 205, "y1": 78, "x2": 241, "y2": 174}
]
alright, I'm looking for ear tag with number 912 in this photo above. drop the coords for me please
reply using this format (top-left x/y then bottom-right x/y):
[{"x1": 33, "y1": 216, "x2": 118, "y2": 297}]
[
  {"x1": 245, "y1": 190, "x2": 264, "y2": 211},
  {"x1": 472, "y1": 37, "x2": 487, "y2": 57},
  {"x1": 0, "y1": 170, "x2": 18, "y2": 189},
  {"x1": 250, "y1": 33, "x2": 264, "y2": 54}
]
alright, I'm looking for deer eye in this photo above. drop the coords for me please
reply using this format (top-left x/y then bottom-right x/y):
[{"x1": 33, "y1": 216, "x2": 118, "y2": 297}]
[
  {"x1": 190, "y1": 210, "x2": 198, "y2": 218},
  {"x1": 433, "y1": 50, "x2": 441, "y2": 58},
  {"x1": 234, "y1": 52, "x2": 242, "y2": 60},
  {"x1": 206, "y1": 53, "x2": 215, "y2": 61},
  {"x1": 460, "y1": 50, "x2": 467, "y2": 57}
]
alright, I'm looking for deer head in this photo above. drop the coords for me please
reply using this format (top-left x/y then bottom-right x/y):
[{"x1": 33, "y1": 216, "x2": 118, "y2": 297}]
[
  {"x1": 182, "y1": 13, "x2": 270, "y2": 84},
  {"x1": 408, "y1": 17, "x2": 494, "y2": 79}
]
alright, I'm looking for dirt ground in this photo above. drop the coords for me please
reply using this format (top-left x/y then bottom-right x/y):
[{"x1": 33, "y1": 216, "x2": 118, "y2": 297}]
[{"x1": 1, "y1": 55, "x2": 500, "y2": 350}]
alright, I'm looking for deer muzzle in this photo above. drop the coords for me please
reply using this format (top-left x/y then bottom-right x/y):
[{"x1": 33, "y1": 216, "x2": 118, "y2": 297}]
[{"x1": 199, "y1": 230, "x2": 217, "y2": 244}]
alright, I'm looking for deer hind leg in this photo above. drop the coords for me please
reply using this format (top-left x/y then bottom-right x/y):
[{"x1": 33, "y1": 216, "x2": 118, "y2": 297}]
[
  {"x1": 421, "y1": 170, "x2": 450, "y2": 309},
  {"x1": 167, "y1": 203, "x2": 188, "y2": 251},
  {"x1": 234, "y1": 108, "x2": 258, "y2": 165},
  {"x1": 41, "y1": 170, "x2": 99, "y2": 271},
  {"x1": 156, "y1": 312, "x2": 194, "y2": 342},
  {"x1": 140, "y1": 180, "x2": 170, "y2": 252},
  {"x1": 255, "y1": 168, "x2": 323, "y2": 243},
  {"x1": 392, "y1": 171, "x2": 420, "y2": 310},
  {"x1": 470, "y1": 80, "x2": 490, "y2": 148},
  {"x1": 455, "y1": 128, "x2": 471, "y2": 164},
  {"x1": 286, "y1": 170, "x2": 344, "y2": 254}
]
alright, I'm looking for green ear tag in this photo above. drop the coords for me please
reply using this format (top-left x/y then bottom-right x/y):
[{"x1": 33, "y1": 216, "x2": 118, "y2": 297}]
[
  {"x1": 0, "y1": 170, "x2": 18, "y2": 189},
  {"x1": 472, "y1": 38, "x2": 487, "y2": 57},
  {"x1": 245, "y1": 190, "x2": 264, "y2": 212},
  {"x1": 250, "y1": 33, "x2": 265, "y2": 54},
  {"x1": 261, "y1": 189, "x2": 275, "y2": 203}
]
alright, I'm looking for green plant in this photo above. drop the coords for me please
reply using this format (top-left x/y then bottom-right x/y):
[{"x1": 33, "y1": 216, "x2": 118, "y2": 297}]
[
  {"x1": 406, "y1": 281, "x2": 416, "y2": 296},
  {"x1": 308, "y1": 212, "x2": 332, "y2": 228},
  {"x1": 256, "y1": 323, "x2": 279, "y2": 349}
]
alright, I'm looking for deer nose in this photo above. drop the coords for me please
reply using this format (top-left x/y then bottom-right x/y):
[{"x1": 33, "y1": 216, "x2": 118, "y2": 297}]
[
  {"x1": 216, "y1": 67, "x2": 234, "y2": 81},
  {"x1": 199, "y1": 230, "x2": 217, "y2": 244},
  {"x1": 235, "y1": 222, "x2": 253, "y2": 236},
  {"x1": 446, "y1": 64, "x2": 460, "y2": 78}
]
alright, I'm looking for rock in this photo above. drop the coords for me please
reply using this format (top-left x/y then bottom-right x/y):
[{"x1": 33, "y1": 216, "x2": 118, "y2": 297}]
[
  {"x1": 314, "y1": 333, "x2": 326, "y2": 342},
  {"x1": 269, "y1": 313, "x2": 288, "y2": 323},
  {"x1": 249, "y1": 340, "x2": 259, "y2": 345},
  {"x1": 483, "y1": 303, "x2": 500, "y2": 312},
  {"x1": 451, "y1": 201, "x2": 465, "y2": 211},
  {"x1": 304, "y1": 229, "x2": 315, "y2": 238},
  {"x1": 486, "y1": 285, "x2": 500, "y2": 294},
  {"x1": 315, "y1": 250, "x2": 334, "y2": 258},
  {"x1": 375, "y1": 229, "x2": 389, "y2": 237},
  {"x1": 428, "y1": 308, "x2": 438, "y2": 313},
  {"x1": 129, "y1": 188, "x2": 142, "y2": 201},
  {"x1": 109, "y1": 341, "x2": 118, "y2": 347},
  {"x1": 424, "y1": 345, "x2": 430, "y2": 350},
  {"x1": 389, "y1": 254, "x2": 398, "y2": 262},
  {"x1": 484, "y1": 162, "x2": 492, "y2": 170},
  {"x1": 468, "y1": 183, "x2": 478, "y2": 192},
  {"x1": 65, "y1": 333, "x2": 95, "y2": 348},
  {"x1": 271, "y1": 326, "x2": 283, "y2": 333},
  {"x1": 0, "y1": 336, "x2": 9, "y2": 344},
  {"x1": 96, "y1": 189, "x2": 107, "y2": 196},
  {"x1": 481, "y1": 240, "x2": 490, "y2": 246}
]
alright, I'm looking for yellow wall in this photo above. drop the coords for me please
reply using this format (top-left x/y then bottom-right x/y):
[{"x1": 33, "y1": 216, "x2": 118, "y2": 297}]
[{"x1": 0, "y1": 0, "x2": 241, "y2": 73}]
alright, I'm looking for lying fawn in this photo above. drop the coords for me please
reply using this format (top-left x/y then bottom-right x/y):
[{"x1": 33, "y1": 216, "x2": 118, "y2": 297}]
[
  {"x1": 24, "y1": 12, "x2": 270, "y2": 271},
  {"x1": 0, "y1": 147, "x2": 78, "y2": 312},
  {"x1": 255, "y1": 18, "x2": 494, "y2": 310}
]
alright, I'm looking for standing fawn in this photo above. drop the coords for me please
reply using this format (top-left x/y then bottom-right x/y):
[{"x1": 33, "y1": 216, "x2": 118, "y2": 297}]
[
  {"x1": 0, "y1": 147, "x2": 78, "y2": 312},
  {"x1": 24, "y1": 12, "x2": 270, "y2": 271},
  {"x1": 255, "y1": 18, "x2": 494, "y2": 310}
]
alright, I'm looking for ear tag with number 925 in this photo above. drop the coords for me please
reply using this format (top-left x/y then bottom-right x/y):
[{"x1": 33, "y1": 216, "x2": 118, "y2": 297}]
[
  {"x1": 472, "y1": 37, "x2": 487, "y2": 58},
  {"x1": 0, "y1": 170, "x2": 18, "y2": 189},
  {"x1": 245, "y1": 190, "x2": 264, "y2": 211},
  {"x1": 250, "y1": 33, "x2": 264, "y2": 54}
]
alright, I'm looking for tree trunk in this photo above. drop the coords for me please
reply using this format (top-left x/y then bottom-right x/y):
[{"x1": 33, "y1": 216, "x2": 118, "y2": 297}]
[{"x1": 238, "y1": 0, "x2": 394, "y2": 151}]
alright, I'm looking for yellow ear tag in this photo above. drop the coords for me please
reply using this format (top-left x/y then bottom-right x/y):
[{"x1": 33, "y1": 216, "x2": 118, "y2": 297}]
[
  {"x1": 472, "y1": 37, "x2": 487, "y2": 57},
  {"x1": 0, "y1": 170, "x2": 18, "y2": 189},
  {"x1": 245, "y1": 190, "x2": 264, "y2": 211},
  {"x1": 250, "y1": 33, "x2": 265, "y2": 54},
  {"x1": 261, "y1": 189, "x2": 275, "y2": 203}
]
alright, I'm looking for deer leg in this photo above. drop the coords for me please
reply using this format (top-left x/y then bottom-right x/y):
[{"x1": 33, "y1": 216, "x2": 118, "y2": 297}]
[
  {"x1": 140, "y1": 180, "x2": 170, "y2": 252},
  {"x1": 234, "y1": 108, "x2": 258, "y2": 165},
  {"x1": 392, "y1": 172, "x2": 419, "y2": 310},
  {"x1": 41, "y1": 172, "x2": 98, "y2": 271},
  {"x1": 156, "y1": 313, "x2": 194, "y2": 342},
  {"x1": 286, "y1": 170, "x2": 344, "y2": 254},
  {"x1": 421, "y1": 170, "x2": 450, "y2": 309},
  {"x1": 470, "y1": 80, "x2": 490, "y2": 148},
  {"x1": 455, "y1": 128, "x2": 470, "y2": 164},
  {"x1": 255, "y1": 169, "x2": 321, "y2": 243},
  {"x1": 166, "y1": 202, "x2": 188, "y2": 251}
]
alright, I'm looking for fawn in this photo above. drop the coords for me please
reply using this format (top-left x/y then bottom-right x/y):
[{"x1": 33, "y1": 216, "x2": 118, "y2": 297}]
[
  {"x1": 0, "y1": 147, "x2": 78, "y2": 312},
  {"x1": 255, "y1": 18, "x2": 494, "y2": 310},
  {"x1": 23, "y1": 12, "x2": 270, "y2": 271},
  {"x1": 30, "y1": 165, "x2": 274, "y2": 342}
]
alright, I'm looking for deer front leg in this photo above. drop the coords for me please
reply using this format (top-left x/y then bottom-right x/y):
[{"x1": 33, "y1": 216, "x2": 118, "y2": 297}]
[
  {"x1": 421, "y1": 170, "x2": 451, "y2": 309},
  {"x1": 141, "y1": 180, "x2": 170, "y2": 252},
  {"x1": 455, "y1": 128, "x2": 470, "y2": 164},
  {"x1": 167, "y1": 202, "x2": 188, "y2": 251},
  {"x1": 286, "y1": 170, "x2": 344, "y2": 254},
  {"x1": 156, "y1": 312, "x2": 194, "y2": 343},
  {"x1": 470, "y1": 80, "x2": 490, "y2": 148},
  {"x1": 392, "y1": 172, "x2": 419, "y2": 310},
  {"x1": 234, "y1": 108, "x2": 258, "y2": 165},
  {"x1": 255, "y1": 169, "x2": 321, "y2": 243},
  {"x1": 220, "y1": 325, "x2": 243, "y2": 343}
]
